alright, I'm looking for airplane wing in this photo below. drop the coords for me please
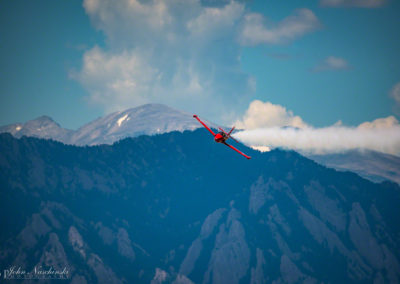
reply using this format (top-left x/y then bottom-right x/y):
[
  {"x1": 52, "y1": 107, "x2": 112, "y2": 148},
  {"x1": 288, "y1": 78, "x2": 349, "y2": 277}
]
[
  {"x1": 222, "y1": 142, "x2": 251, "y2": 159},
  {"x1": 193, "y1": 115, "x2": 216, "y2": 136}
]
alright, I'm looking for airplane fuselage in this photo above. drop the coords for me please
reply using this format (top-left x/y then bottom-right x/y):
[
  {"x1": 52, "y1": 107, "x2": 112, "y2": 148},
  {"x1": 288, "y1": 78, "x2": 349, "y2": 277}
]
[{"x1": 214, "y1": 132, "x2": 227, "y2": 143}]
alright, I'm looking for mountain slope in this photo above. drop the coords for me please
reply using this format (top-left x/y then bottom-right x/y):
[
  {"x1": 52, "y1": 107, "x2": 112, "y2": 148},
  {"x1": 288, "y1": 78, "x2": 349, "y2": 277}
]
[
  {"x1": 308, "y1": 150, "x2": 400, "y2": 184},
  {"x1": 0, "y1": 131, "x2": 399, "y2": 283}
]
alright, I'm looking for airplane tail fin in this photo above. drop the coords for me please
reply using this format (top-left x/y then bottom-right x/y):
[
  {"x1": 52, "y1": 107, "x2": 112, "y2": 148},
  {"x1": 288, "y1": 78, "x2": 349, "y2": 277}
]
[{"x1": 228, "y1": 126, "x2": 235, "y2": 136}]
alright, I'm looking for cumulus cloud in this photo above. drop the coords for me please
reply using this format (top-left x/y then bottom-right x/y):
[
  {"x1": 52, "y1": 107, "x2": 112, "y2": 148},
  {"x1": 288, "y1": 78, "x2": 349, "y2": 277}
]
[
  {"x1": 320, "y1": 0, "x2": 386, "y2": 8},
  {"x1": 312, "y1": 56, "x2": 349, "y2": 72},
  {"x1": 235, "y1": 100, "x2": 308, "y2": 129},
  {"x1": 187, "y1": 1, "x2": 245, "y2": 39},
  {"x1": 390, "y1": 82, "x2": 400, "y2": 108},
  {"x1": 239, "y1": 8, "x2": 321, "y2": 45},
  {"x1": 77, "y1": 0, "x2": 252, "y2": 118},
  {"x1": 358, "y1": 116, "x2": 399, "y2": 129},
  {"x1": 83, "y1": 0, "x2": 174, "y2": 47},
  {"x1": 76, "y1": 1, "x2": 322, "y2": 119},
  {"x1": 76, "y1": 47, "x2": 159, "y2": 109},
  {"x1": 233, "y1": 101, "x2": 400, "y2": 155}
]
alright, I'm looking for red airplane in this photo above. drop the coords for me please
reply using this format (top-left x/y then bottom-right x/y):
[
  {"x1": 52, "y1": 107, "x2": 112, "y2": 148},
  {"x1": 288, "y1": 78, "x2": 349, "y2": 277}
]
[{"x1": 193, "y1": 115, "x2": 251, "y2": 159}]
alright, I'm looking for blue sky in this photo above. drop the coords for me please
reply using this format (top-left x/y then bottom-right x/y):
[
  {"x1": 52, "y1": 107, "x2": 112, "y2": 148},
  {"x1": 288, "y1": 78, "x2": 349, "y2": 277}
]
[{"x1": 1, "y1": 0, "x2": 400, "y2": 130}]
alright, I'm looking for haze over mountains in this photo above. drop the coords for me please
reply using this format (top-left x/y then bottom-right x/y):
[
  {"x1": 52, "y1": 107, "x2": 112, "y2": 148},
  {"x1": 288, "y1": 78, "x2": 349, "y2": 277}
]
[
  {"x1": 1, "y1": 103, "x2": 399, "y2": 185},
  {"x1": 1, "y1": 131, "x2": 399, "y2": 283}
]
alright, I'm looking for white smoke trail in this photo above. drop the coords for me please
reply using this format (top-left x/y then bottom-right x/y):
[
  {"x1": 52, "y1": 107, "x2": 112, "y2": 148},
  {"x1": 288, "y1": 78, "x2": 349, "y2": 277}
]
[{"x1": 233, "y1": 126, "x2": 400, "y2": 156}]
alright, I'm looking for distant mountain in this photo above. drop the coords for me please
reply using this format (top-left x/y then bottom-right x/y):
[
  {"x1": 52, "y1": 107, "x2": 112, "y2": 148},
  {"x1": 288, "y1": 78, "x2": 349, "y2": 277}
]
[
  {"x1": 0, "y1": 115, "x2": 73, "y2": 142},
  {"x1": 69, "y1": 104, "x2": 214, "y2": 146},
  {"x1": 0, "y1": 104, "x2": 218, "y2": 146},
  {"x1": 1, "y1": 130, "x2": 399, "y2": 283},
  {"x1": 308, "y1": 150, "x2": 400, "y2": 185}
]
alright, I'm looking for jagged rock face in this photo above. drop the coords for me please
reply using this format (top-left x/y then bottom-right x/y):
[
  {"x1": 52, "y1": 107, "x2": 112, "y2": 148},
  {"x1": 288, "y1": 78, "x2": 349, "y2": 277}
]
[{"x1": 0, "y1": 130, "x2": 399, "y2": 283}]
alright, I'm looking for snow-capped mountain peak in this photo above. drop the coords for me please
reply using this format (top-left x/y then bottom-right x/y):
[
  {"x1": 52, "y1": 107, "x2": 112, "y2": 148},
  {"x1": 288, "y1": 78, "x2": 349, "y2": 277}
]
[{"x1": 69, "y1": 103, "x2": 217, "y2": 146}]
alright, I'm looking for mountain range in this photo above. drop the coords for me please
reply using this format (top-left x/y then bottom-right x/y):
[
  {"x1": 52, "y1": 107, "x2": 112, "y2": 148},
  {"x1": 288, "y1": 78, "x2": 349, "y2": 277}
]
[
  {"x1": 1, "y1": 103, "x2": 398, "y2": 185},
  {"x1": 0, "y1": 104, "x2": 215, "y2": 146},
  {"x1": 0, "y1": 130, "x2": 399, "y2": 283}
]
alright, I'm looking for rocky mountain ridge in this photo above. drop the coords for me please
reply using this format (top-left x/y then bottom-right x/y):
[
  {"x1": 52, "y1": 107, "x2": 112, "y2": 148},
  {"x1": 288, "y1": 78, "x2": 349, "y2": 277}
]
[{"x1": 0, "y1": 130, "x2": 399, "y2": 283}]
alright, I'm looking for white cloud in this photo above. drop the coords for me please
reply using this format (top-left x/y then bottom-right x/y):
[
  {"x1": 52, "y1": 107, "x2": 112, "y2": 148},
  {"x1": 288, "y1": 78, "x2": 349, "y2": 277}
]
[
  {"x1": 187, "y1": 1, "x2": 245, "y2": 39},
  {"x1": 235, "y1": 100, "x2": 308, "y2": 129},
  {"x1": 233, "y1": 101, "x2": 400, "y2": 155},
  {"x1": 77, "y1": 1, "x2": 321, "y2": 121},
  {"x1": 390, "y1": 82, "x2": 400, "y2": 108},
  {"x1": 75, "y1": 47, "x2": 159, "y2": 111},
  {"x1": 239, "y1": 8, "x2": 321, "y2": 46},
  {"x1": 313, "y1": 56, "x2": 349, "y2": 72},
  {"x1": 78, "y1": 0, "x2": 253, "y2": 119},
  {"x1": 83, "y1": 0, "x2": 173, "y2": 46},
  {"x1": 358, "y1": 116, "x2": 399, "y2": 129},
  {"x1": 320, "y1": 0, "x2": 385, "y2": 8}
]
